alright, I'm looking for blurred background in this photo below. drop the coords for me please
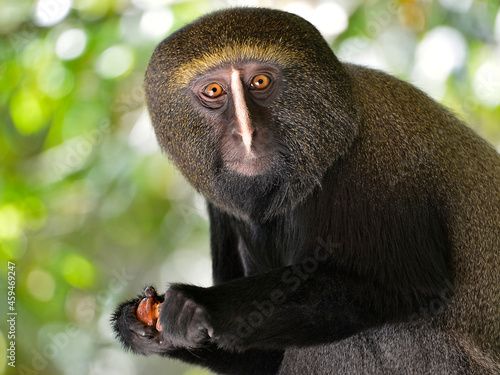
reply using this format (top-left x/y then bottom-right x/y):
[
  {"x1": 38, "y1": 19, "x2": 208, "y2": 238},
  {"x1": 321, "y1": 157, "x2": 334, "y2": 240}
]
[{"x1": 1, "y1": 0, "x2": 499, "y2": 374}]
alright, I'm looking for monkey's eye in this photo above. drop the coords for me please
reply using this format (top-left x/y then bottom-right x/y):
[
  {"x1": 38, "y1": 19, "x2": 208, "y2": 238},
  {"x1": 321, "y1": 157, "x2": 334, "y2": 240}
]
[
  {"x1": 202, "y1": 83, "x2": 225, "y2": 98},
  {"x1": 250, "y1": 74, "x2": 270, "y2": 90}
]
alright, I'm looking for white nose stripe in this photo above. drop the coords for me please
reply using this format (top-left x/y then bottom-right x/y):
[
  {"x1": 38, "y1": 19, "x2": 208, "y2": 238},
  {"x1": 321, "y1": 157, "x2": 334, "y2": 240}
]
[{"x1": 231, "y1": 69, "x2": 253, "y2": 153}]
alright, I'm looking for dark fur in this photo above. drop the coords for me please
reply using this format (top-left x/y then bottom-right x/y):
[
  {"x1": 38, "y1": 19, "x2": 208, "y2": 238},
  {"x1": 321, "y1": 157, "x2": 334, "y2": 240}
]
[{"x1": 113, "y1": 8, "x2": 500, "y2": 374}]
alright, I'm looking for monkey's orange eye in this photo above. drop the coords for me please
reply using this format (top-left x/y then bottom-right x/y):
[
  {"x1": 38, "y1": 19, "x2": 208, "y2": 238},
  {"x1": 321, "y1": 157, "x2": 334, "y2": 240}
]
[
  {"x1": 250, "y1": 74, "x2": 270, "y2": 90},
  {"x1": 203, "y1": 83, "x2": 224, "y2": 98}
]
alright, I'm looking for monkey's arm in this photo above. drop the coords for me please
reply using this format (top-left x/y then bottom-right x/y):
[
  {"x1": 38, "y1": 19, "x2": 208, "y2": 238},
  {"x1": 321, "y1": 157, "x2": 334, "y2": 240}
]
[{"x1": 158, "y1": 261, "x2": 445, "y2": 352}]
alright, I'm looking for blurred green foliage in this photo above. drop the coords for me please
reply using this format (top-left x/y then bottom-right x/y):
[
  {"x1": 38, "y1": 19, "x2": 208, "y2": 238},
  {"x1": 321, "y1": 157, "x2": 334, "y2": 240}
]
[{"x1": 0, "y1": 0, "x2": 499, "y2": 374}]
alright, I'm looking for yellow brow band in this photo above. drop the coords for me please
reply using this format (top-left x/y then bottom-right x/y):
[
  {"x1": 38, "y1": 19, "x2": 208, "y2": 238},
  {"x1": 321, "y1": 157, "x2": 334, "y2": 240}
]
[{"x1": 173, "y1": 44, "x2": 297, "y2": 86}]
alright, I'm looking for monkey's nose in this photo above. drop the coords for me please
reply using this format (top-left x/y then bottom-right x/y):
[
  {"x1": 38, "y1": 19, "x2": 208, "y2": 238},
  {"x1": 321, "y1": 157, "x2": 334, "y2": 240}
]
[{"x1": 231, "y1": 128, "x2": 254, "y2": 153}]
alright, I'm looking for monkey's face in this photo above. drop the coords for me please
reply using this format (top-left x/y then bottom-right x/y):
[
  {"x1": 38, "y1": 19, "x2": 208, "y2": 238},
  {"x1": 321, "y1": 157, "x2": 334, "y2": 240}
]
[
  {"x1": 190, "y1": 63, "x2": 281, "y2": 177},
  {"x1": 145, "y1": 8, "x2": 359, "y2": 221}
]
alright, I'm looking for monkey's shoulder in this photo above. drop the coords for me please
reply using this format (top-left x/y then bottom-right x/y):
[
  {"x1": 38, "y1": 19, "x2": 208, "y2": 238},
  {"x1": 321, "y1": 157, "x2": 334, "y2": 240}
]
[{"x1": 343, "y1": 63, "x2": 500, "y2": 170}]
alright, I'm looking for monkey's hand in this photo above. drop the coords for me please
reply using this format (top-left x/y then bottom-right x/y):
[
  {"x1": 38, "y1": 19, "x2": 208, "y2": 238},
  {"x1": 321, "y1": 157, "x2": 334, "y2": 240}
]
[
  {"x1": 113, "y1": 287, "x2": 170, "y2": 355},
  {"x1": 113, "y1": 285, "x2": 213, "y2": 355},
  {"x1": 156, "y1": 284, "x2": 214, "y2": 349}
]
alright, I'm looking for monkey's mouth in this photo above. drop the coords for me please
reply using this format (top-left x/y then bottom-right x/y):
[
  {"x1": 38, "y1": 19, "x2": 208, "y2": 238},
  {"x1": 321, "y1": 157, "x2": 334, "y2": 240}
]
[{"x1": 224, "y1": 154, "x2": 273, "y2": 176}]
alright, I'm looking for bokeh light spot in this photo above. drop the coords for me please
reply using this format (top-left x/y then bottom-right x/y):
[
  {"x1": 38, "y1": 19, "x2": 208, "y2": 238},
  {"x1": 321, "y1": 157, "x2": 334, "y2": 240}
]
[
  {"x1": 27, "y1": 269, "x2": 56, "y2": 302},
  {"x1": 473, "y1": 58, "x2": 500, "y2": 108},
  {"x1": 140, "y1": 8, "x2": 174, "y2": 40},
  {"x1": 34, "y1": 0, "x2": 72, "y2": 27},
  {"x1": 0, "y1": 205, "x2": 23, "y2": 239},
  {"x1": 285, "y1": 1, "x2": 348, "y2": 38},
  {"x1": 415, "y1": 26, "x2": 467, "y2": 81},
  {"x1": 63, "y1": 253, "x2": 96, "y2": 289},
  {"x1": 96, "y1": 45, "x2": 134, "y2": 79},
  {"x1": 10, "y1": 90, "x2": 49, "y2": 135},
  {"x1": 38, "y1": 63, "x2": 74, "y2": 99},
  {"x1": 56, "y1": 28, "x2": 88, "y2": 60}
]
